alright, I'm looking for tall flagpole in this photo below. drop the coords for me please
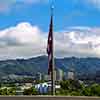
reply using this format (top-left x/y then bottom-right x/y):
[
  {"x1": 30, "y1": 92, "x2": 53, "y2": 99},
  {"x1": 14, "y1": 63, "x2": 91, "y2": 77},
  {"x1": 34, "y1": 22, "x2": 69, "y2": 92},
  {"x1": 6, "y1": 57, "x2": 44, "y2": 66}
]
[{"x1": 50, "y1": 0, "x2": 55, "y2": 95}]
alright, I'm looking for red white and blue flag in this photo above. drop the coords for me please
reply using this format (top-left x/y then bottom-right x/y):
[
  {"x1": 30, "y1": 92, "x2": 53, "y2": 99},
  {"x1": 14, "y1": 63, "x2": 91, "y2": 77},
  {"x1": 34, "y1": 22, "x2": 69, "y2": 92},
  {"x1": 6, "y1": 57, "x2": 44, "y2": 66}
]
[{"x1": 47, "y1": 16, "x2": 53, "y2": 75}]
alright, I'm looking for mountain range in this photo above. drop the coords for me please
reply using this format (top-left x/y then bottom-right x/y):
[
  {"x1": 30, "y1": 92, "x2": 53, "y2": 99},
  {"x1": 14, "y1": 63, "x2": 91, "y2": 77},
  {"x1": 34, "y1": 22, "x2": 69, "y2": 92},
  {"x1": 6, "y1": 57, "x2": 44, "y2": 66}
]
[{"x1": 0, "y1": 56, "x2": 100, "y2": 78}]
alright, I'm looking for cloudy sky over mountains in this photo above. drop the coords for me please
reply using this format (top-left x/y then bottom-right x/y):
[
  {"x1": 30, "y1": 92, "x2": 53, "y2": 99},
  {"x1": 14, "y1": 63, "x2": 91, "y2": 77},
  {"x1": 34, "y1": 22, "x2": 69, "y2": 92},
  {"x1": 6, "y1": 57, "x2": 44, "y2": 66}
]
[{"x1": 0, "y1": 0, "x2": 100, "y2": 60}]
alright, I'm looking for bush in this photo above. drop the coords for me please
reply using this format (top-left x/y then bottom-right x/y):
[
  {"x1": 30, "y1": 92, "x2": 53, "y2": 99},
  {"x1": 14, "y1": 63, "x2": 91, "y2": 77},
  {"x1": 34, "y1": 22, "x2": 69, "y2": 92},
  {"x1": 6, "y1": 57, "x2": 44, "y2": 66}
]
[
  {"x1": 23, "y1": 87, "x2": 39, "y2": 95},
  {"x1": 70, "y1": 91, "x2": 81, "y2": 96}
]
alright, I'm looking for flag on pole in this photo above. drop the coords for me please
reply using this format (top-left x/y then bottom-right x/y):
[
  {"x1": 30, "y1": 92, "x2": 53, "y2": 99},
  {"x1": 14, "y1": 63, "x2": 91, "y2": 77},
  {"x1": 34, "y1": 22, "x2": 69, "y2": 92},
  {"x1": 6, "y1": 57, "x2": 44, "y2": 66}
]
[
  {"x1": 47, "y1": 2, "x2": 55, "y2": 95},
  {"x1": 47, "y1": 16, "x2": 53, "y2": 75}
]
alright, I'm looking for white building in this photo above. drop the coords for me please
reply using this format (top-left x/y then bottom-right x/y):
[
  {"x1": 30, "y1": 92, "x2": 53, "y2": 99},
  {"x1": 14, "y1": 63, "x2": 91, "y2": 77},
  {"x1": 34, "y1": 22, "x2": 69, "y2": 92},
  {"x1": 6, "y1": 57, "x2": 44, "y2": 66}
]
[
  {"x1": 36, "y1": 72, "x2": 42, "y2": 81},
  {"x1": 68, "y1": 68, "x2": 75, "y2": 80},
  {"x1": 56, "y1": 68, "x2": 63, "y2": 81}
]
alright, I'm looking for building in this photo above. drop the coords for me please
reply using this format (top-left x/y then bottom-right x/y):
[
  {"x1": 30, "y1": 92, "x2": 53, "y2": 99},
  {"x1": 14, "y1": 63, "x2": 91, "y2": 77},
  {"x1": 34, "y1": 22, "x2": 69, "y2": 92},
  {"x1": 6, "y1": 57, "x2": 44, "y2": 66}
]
[
  {"x1": 35, "y1": 72, "x2": 42, "y2": 81},
  {"x1": 55, "y1": 68, "x2": 64, "y2": 81},
  {"x1": 96, "y1": 71, "x2": 100, "y2": 83},
  {"x1": 43, "y1": 74, "x2": 51, "y2": 81},
  {"x1": 67, "y1": 64, "x2": 76, "y2": 80}
]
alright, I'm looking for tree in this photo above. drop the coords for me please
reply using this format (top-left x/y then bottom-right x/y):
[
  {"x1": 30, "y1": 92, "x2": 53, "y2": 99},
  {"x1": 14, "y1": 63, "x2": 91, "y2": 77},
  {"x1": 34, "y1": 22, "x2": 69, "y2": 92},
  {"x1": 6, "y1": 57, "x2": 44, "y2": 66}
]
[
  {"x1": 0, "y1": 88, "x2": 8, "y2": 95},
  {"x1": 7, "y1": 87, "x2": 16, "y2": 95},
  {"x1": 90, "y1": 84, "x2": 100, "y2": 96},
  {"x1": 59, "y1": 80, "x2": 84, "y2": 96},
  {"x1": 23, "y1": 87, "x2": 39, "y2": 95},
  {"x1": 60, "y1": 80, "x2": 83, "y2": 91},
  {"x1": 0, "y1": 88, "x2": 16, "y2": 95},
  {"x1": 82, "y1": 87, "x2": 92, "y2": 96}
]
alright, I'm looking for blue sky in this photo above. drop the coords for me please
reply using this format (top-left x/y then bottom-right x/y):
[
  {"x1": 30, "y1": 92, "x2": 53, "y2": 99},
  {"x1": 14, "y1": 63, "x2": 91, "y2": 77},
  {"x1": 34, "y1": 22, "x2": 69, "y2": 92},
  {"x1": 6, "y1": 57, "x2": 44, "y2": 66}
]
[
  {"x1": 0, "y1": 0, "x2": 100, "y2": 31},
  {"x1": 1, "y1": 0, "x2": 100, "y2": 59}
]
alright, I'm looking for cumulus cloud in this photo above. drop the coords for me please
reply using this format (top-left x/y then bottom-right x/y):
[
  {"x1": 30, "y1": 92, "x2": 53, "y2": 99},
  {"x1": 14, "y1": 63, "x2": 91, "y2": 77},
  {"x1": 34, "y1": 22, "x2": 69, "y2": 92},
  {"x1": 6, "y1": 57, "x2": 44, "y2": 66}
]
[
  {"x1": 0, "y1": 23, "x2": 100, "y2": 59},
  {"x1": 0, "y1": 22, "x2": 47, "y2": 59},
  {"x1": 55, "y1": 27, "x2": 100, "y2": 58}
]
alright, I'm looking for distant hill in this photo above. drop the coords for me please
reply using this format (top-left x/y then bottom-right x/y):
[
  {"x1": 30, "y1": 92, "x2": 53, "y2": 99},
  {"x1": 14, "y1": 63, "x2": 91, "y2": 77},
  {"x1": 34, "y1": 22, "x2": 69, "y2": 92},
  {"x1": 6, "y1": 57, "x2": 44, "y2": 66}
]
[{"x1": 0, "y1": 56, "x2": 100, "y2": 78}]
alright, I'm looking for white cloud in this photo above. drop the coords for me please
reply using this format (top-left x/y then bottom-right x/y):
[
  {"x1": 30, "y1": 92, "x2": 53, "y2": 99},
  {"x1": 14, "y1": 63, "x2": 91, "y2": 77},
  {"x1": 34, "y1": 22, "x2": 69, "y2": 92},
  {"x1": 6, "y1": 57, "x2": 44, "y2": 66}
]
[
  {"x1": 0, "y1": 22, "x2": 47, "y2": 60},
  {"x1": 54, "y1": 27, "x2": 100, "y2": 58},
  {"x1": 0, "y1": 23, "x2": 100, "y2": 59}
]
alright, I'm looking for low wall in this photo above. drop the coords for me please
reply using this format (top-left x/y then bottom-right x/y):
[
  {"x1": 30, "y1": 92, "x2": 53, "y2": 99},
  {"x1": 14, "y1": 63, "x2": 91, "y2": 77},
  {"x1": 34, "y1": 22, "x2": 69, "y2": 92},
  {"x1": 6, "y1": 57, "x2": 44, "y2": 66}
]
[{"x1": 0, "y1": 96, "x2": 99, "y2": 100}]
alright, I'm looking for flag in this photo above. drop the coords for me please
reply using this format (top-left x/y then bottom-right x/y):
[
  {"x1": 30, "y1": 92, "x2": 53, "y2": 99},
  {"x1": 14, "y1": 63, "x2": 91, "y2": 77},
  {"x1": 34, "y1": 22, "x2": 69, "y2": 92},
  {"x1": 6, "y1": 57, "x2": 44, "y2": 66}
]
[{"x1": 47, "y1": 16, "x2": 53, "y2": 75}]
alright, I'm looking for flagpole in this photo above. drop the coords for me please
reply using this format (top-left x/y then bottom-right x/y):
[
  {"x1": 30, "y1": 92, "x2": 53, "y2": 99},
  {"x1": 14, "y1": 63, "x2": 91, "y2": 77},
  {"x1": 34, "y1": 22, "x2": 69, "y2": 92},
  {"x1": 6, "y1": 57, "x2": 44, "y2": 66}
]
[{"x1": 50, "y1": 1, "x2": 55, "y2": 95}]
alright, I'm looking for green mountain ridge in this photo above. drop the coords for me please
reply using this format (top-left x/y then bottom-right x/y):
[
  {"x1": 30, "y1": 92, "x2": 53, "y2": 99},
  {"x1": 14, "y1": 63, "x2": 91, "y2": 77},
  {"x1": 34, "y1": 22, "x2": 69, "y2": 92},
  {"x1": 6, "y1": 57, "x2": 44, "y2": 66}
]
[{"x1": 0, "y1": 56, "x2": 100, "y2": 79}]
